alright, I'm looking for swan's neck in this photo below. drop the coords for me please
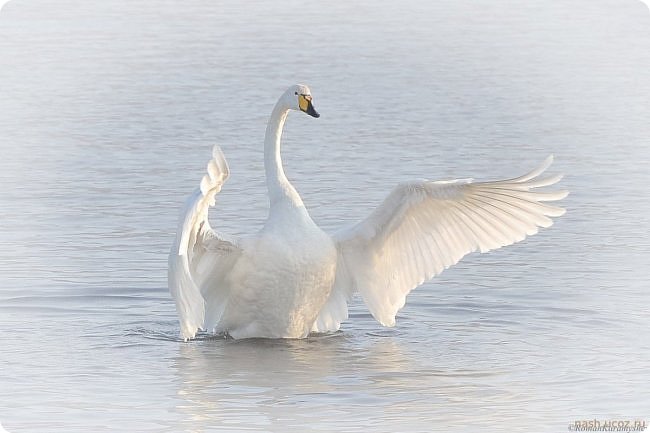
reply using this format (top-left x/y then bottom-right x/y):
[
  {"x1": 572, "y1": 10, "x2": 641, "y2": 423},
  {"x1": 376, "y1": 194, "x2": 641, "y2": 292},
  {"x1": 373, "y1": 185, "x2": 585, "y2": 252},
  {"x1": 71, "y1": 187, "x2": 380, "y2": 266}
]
[{"x1": 264, "y1": 102, "x2": 304, "y2": 207}]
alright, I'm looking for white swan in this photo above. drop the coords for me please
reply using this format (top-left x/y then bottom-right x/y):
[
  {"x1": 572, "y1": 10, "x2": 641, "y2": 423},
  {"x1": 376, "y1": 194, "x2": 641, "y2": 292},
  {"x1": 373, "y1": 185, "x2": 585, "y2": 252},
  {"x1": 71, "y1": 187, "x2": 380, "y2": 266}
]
[{"x1": 169, "y1": 84, "x2": 568, "y2": 340}]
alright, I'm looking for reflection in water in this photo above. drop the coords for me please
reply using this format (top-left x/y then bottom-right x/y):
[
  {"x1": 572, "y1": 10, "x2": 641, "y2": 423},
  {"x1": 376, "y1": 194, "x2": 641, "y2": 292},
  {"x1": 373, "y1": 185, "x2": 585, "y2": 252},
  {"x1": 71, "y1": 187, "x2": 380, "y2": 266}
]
[
  {"x1": 171, "y1": 332, "x2": 518, "y2": 432},
  {"x1": 172, "y1": 335, "x2": 413, "y2": 432}
]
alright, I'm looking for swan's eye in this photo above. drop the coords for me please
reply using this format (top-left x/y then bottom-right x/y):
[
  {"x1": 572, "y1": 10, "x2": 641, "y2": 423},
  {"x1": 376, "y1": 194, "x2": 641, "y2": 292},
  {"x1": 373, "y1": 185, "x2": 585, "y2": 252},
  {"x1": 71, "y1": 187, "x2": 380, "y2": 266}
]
[{"x1": 294, "y1": 92, "x2": 298, "y2": 95}]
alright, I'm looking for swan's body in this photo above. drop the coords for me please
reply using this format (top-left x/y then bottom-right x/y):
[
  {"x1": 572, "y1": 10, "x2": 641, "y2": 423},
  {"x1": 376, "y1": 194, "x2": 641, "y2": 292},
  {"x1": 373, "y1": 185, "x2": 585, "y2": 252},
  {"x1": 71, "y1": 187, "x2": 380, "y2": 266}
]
[
  {"x1": 169, "y1": 84, "x2": 568, "y2": 340},
  {"x1": 215, "y1": 205, "x2": 336, "y2": 339}
]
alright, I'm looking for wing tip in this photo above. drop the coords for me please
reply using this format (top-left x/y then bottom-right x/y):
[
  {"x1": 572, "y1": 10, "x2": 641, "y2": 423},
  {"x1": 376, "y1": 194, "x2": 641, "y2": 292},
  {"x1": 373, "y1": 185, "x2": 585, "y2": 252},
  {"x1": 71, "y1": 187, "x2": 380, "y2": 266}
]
[
  {"x1": 546, "y1": 154, "x2": 554, "y2": 164},
  {"x1": 556, "y1": 189, "x2": 570, "y2": 200},
  {"x1": 212, "y1": 144, "x2": 224, "y2": 159},
  {"x1": 210, "y1": 145, "x2": 230, "y2": 179},
  {"x1": 200, "y1": 145, "x2": 230, "y2": 197},
  {"x1": 535, "y1": 154, "x2": 555, "y2": 176}
]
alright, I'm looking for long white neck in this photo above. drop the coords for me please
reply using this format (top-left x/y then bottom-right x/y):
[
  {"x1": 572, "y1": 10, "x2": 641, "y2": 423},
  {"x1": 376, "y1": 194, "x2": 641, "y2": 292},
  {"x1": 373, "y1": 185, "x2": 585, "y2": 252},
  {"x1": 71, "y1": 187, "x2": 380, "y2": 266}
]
[{"x1": 264, "y1": 101, "x2": 304, "y2": 207}]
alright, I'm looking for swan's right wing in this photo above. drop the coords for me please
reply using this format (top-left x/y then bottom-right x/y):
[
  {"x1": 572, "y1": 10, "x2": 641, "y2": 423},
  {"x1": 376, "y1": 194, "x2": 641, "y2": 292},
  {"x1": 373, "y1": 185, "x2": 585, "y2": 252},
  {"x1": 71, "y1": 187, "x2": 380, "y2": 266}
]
[
  {"x1": 169, "y1": 145, "x2": 241, "y2": 341},
  {"x1": 331, "y1": 156, "x2": 568, "y2": 327}
]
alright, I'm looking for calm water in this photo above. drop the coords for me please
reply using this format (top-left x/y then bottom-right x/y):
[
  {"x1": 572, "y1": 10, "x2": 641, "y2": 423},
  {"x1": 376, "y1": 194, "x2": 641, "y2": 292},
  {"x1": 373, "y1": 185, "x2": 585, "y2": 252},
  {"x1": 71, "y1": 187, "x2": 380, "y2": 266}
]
[{"x1": 1, "y1": 1, "x2": 649, "y2": 432}]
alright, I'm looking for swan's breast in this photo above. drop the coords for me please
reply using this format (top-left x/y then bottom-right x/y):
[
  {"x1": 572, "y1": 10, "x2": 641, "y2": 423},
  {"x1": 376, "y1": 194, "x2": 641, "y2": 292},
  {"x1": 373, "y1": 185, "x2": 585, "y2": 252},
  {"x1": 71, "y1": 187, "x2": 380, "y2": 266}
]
[{"x1": 222, "y1": 215, "x2": 337, "y2": 338}]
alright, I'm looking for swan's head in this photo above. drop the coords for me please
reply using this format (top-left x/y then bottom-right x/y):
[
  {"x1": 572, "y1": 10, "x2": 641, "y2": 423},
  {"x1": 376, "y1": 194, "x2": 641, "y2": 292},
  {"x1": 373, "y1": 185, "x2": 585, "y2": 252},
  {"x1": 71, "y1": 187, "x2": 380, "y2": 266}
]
[{"x1": 283, "y1": 84, "x2": 320, "y2": 118}]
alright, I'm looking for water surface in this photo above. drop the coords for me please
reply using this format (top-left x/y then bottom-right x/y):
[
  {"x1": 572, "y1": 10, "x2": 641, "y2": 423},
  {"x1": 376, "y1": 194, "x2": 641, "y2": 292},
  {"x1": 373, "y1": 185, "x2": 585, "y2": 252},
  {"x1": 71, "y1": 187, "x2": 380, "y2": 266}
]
[{"x1": 1, "y1": 1, "x2": 649, "y2": 432}]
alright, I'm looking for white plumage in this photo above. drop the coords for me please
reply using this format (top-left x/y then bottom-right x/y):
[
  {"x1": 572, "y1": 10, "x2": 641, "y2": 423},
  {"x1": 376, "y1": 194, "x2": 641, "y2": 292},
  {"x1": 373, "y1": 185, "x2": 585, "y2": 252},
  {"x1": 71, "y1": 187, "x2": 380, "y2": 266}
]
[{"x1": 169, "y1": 84, "x2": 568, "y2": 340}]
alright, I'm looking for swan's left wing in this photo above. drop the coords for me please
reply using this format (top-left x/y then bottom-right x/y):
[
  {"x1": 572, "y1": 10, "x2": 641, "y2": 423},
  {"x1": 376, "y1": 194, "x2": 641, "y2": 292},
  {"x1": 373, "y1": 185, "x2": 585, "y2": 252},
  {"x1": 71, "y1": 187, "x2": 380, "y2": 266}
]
[
  {"x1": 169, "y1": 145, "x2": 241, "y2": 341},
  {"x1": 330, "y1": 156, "x2": 568, "y2": 327}
]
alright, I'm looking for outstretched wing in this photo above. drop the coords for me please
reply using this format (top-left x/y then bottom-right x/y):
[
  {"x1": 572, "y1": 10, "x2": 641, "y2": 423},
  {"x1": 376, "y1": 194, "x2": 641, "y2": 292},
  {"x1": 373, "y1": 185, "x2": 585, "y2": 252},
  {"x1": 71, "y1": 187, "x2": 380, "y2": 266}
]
[
  {"x1": 330, "y1": 156, "x2": 568, "y2": 327},
  {"x1": 168, "y1": 145, "x2": 241, "y2": 341}
]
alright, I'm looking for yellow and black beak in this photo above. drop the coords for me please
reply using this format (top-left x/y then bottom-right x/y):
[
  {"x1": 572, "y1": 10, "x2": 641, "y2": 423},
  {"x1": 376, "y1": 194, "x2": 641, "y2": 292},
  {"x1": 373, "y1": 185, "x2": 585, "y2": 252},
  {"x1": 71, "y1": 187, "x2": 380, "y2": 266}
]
[{"x1": 298, "y1": 94, "x2": 320, "y2": 118}]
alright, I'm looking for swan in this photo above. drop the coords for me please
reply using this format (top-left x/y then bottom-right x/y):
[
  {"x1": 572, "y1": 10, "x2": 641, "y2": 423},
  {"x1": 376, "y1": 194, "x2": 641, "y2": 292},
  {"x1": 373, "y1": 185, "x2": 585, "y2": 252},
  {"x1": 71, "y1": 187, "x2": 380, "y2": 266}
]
[{"x1": 169, "y1": 84, "x2": 568, "y2": 341}]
